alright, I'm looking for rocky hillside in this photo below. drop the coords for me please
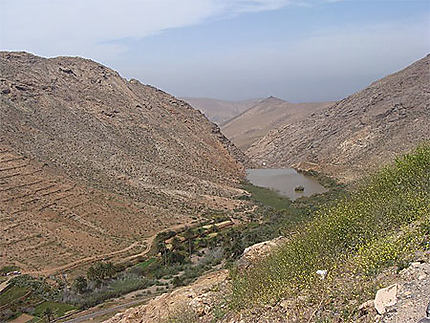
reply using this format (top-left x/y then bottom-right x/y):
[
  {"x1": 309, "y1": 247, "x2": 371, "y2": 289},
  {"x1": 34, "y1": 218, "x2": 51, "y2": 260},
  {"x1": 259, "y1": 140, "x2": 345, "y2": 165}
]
[
  {"x1": 106, "y1": 245, "x2": 430, "y2": 323},
  {"x1": 221, "y1": 96, "x2": 331, "y2": 151},
  {"x1": 0, "y1": 51, "x2": 246, "y2": 273},
  {"x1": 248, "y1": 55, "x2": 430, "y2": 181},
  {"x1": 182, "y1": 97, "x2": 260, "y2": 125},
  {"x1": 106, "y1": 145, "x2": 430, "y2": 323}
]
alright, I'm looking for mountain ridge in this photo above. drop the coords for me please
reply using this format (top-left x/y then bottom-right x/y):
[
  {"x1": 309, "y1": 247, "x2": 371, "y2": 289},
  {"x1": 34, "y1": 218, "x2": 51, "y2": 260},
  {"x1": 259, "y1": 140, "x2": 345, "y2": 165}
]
[
  {"x1": 0, "y1": 51, "x2": 246, "y2": 272},
  {"x1": 247, "y1": 54, "x2": 430, "y2": 181},
  {"x1": 181, "y1": 97, "x2": 261, "y2": 125},
  {"x1": 221, "y1": 97, "x2": 332, "y2": 151}
]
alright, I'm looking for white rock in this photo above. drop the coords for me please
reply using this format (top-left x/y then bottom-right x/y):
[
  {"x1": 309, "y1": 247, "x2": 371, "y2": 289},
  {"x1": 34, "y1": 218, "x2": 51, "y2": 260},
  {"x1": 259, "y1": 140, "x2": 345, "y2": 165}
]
[
  {"x1": 374, "y1": 284, "x2": 398, "y2": 314},
  {"x1": 316, "y1": 269, "x2": 328, "y2": 280}
]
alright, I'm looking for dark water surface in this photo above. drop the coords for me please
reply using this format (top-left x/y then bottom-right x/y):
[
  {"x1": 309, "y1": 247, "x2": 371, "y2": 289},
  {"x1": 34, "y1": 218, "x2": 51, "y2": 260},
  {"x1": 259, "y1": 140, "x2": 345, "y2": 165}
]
[{"x1": 246, "y1": 168, "x2": 328, "y2": 200}]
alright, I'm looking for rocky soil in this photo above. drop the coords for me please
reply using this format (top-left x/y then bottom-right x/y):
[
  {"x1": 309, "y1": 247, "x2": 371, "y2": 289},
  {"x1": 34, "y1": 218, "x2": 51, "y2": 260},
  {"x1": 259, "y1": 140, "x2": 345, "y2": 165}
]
[
  {"x1": 247, "y1": 55, "x2": 430, "y2": 181},
  {"x1": 0, "y1": 51, "x2": 246, "y2": 273},
  {"x1": 104, "y1": 237, "x2": 286, "y2": 323},
  {"x1": 380, "y1": 261, "x2": 430, "y2": 323},
  {"x1": 106, "y1": 270, "x2": 229, "y2": 323},
  {"x1": 105, "y1": 240, "x2": 430, "y2": 323}
]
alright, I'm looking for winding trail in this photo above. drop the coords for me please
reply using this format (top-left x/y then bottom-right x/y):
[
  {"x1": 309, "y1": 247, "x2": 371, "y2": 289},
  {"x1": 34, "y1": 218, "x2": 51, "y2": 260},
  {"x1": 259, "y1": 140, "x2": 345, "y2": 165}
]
[
  {"x1": 61, "y1": 297, "x2": 150, "y2": 323},
  {"x1": 23, "y1": 240, "x2": 147, "y2": 276},
  {"x1": 23, "y1": 222, "x2": 189, "y2": 277}
]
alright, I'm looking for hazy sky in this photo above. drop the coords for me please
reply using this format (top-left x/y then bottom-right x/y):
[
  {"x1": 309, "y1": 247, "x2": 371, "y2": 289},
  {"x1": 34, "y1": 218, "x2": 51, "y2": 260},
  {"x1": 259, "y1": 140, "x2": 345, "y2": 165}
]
[{"x1": 1, "y1": 0, "x2": 429, "y2": 101}]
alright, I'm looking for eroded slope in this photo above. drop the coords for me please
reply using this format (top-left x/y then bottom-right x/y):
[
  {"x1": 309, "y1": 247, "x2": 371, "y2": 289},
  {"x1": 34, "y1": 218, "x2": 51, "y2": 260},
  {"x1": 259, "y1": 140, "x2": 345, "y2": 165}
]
[
  {"x1": 0, "y1": 52, "x2": 246, "y2": 273},
  {"x1": 248, "y1": 55, "x2": 430, "y2": 180}
]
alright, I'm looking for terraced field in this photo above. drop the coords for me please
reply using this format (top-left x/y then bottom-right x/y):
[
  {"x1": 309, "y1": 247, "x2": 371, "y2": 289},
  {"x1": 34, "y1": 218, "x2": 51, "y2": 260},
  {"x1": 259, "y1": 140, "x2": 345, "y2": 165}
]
[
  {"x1": 0, "y1": 142, "x2": 194, "y2": 273},
  {"x1": 0, "y1": 52, "x2": 247, "y2": 276}
]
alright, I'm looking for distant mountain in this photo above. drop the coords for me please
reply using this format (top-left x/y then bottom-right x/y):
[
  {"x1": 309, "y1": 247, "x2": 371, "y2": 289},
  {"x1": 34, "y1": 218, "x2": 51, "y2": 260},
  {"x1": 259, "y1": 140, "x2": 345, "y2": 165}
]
[
  {"x1": 0, "y1": 52, "x2": 246, "y2": 273},
  {"x1": 248, "y1": 55, "x2": 430, "y2": 181},
  {"x1": 221, "y1": 96, "x2": 332, "y2": 151},
  {"x1": 181, "y1": 97, "x2": 261, "y2": 124}
]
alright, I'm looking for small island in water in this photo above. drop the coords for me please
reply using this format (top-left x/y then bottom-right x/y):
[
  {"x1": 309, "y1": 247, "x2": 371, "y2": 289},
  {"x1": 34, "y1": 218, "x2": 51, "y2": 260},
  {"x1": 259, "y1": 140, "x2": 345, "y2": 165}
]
[
  {"x1": 246, "y1": 168, "x2": 327, "y2": 200},
  {"x1": 294, "y1": 185, "x2": 305, "y2": 192}
]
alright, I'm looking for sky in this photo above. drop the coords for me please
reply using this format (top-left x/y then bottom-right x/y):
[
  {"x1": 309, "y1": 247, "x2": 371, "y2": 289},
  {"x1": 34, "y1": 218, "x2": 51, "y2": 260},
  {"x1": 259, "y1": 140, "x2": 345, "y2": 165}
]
[{"x1": 1, "y1": 0, "x2": 429, "y2": 102}]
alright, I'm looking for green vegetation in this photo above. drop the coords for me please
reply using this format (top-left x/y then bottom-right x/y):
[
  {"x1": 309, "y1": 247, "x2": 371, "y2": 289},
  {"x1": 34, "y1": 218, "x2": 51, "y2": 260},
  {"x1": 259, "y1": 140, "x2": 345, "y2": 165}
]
[
  {"x1": 241, "y1": 183, "x2": 292, "y2": 210},
  {"x1": 71, "y1": 275, "x2": 154, "y2": 309},
  {"x1": 297, "y1": 169, "x2": 342, "y2": 189},
  {"x1": 0, "y1": 275, "x2": 73, "y2": 322},
  {"x1": 34, "y1": 302, "x2": 75, "y2": 318},
  {"x1": 231, "y1": 144, "x2": 430, "y2": 311},
  {"x1": 134, "y1": 258, "x2": 156, "y2": 270},
  {"x1": 2, "y1": 158, "x2": 347, "y2": 320},
  {"x1": 87, "y1": 261, "x2": 117, "y2": 283},
  {"x1": 0, "y1": 286, "x2": 28, "y2": 306},
  {"x1": 72, "y1": 276, "x2": 88, "y2": 294}
]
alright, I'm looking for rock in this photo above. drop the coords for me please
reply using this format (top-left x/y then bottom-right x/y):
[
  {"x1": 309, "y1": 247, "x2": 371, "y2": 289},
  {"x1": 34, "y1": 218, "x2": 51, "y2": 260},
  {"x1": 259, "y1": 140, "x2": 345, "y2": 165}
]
[
  {"x1": 358, "y1": 299, "x2": 375, "y2": 315},
  {"x1": 418, "y1": 319, "x2": 430, "y2": 323},
  {"x1": 316, "y1": 269, "x2": 328, "y2": 280},
  {"x1": 374, "y1": 284, "x2": 398, "y2": 314},
  {"x1": 237, "y1": 236, "x2": 287, "y2": 270}
]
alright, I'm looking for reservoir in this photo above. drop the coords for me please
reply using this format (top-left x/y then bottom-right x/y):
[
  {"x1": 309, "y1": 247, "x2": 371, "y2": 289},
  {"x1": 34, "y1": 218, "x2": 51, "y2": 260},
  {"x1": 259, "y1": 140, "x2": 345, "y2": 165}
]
[{"x1": 246, "y1": 168, "x2": 328, "y2": 201}]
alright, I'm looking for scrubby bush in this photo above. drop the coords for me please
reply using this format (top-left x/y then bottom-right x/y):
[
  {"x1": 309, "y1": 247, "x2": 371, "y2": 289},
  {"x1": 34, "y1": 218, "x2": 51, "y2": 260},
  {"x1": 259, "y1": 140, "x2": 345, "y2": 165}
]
[
  {"x1": 87, "y1": 262, "x2": 117, "y2": 284},
  {"x1": 72, "y1": 276, "x2": 88, "y2": 294},
  {"x1": 231, "y1": 143, "x2": 430, "y2": 308}
]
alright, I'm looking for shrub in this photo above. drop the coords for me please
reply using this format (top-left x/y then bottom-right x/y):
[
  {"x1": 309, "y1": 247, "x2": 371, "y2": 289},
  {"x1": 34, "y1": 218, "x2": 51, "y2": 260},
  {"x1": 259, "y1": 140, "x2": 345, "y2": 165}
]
[
  {"x1": 72, "y1": 276, "x2": 88, "y2": 294},
  {"x1": 231, "y1": 143, "x2": 430, "y2": 308}
]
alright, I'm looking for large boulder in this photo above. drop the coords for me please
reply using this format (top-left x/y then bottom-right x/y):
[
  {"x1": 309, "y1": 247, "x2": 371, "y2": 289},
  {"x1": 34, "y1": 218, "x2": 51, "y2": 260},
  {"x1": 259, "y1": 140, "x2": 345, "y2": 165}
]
[
  {"x1": 237, "y1": 236, "x2": 287, "y2": 270},
  {"x1": 375, "y1": 284, "x2": 398, "y2": 314}
]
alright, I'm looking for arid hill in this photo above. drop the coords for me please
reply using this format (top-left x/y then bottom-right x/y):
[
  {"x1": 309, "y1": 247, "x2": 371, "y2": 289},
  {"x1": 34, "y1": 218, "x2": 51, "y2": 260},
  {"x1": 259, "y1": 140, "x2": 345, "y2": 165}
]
[
  {"x1": 221, "y1": 96, "x2": 331, "y2": 151},
  {"x1": 247, "y1": 55, "x2": 430, "y2": 181},
  {"x1": 0, "y1": 51, "x2": 246, "y2": 273},
  {"x1": 181, "y1": 97, "x2": 261, "y2": 124}
]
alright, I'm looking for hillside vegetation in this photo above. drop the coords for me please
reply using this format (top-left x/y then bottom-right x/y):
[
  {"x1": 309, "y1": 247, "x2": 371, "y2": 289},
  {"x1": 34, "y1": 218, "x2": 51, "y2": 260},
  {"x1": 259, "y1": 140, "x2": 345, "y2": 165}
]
[{"x1": 232, "y1": 143, "x2": 430, "y2": 315}]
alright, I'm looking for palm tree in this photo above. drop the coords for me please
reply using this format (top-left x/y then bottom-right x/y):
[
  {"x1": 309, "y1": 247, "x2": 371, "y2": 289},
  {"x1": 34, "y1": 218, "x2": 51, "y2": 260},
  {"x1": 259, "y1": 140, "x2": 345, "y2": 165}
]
[
  {"x1": 43, "y1": 307, "x2": 53, "y2": 322},
  {"x1": 183, "y1": 228, "x2": 194, "y2": 258},
  {"x1": 172, "y1": 236, "x2": 181, "y2": 251},
  {"x1": 157, "y1": 241, "x2": 168, "y2": 265}
]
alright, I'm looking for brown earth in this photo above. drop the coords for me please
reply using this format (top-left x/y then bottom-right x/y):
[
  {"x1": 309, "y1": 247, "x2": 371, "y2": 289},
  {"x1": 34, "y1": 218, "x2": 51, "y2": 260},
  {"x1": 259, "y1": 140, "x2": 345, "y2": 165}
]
[
  {"x1": 105, "y1": 243, "x2": 430, "y2": 323},
  {"x1": 181, "y1": 97, "x2": 261, "y2": 125},
  {"x1": 247, "y1": 55, "x2": 430, "y2": 181},
  {"x1": 106, "y1": 270, "x2": 229, "y2": 323},
  {"x1": 0, "y1": 51, "x2": 246, "y2": 274},
  {"x1": 221, "y1": 96, "x2": 331, "y2": 151}
]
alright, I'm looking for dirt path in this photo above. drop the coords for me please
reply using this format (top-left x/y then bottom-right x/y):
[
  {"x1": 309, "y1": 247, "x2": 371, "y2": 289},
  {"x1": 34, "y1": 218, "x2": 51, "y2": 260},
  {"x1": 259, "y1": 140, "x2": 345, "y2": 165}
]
[
  {"x1": 0, "y1": 276, "x2": 13, "y2": 293},
  {"x1": 23, "y1": 241, "x2": 145, "y2": 276},
  {"x1": 61, "y1": 295, "x2": 153, "y2": 323},
  {"x1": 24, "y1": 222, "x2": 189, "y2": 277}
]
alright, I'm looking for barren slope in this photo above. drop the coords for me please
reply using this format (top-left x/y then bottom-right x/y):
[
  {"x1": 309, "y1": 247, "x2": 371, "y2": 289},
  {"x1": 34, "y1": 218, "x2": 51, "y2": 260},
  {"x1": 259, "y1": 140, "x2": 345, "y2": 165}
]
[
  {"x1": 181, "y1": 97, "x2": 260, "y2": 124},
  {"x1": 221, "y1": 96, "x2": 331, "y2": 151},
  {"x1": 0, "y1": 51, "x2": 246, "y2": 273},
  {"x1": 248, "y1": 55, "x2": 430, "y2": 181}
]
